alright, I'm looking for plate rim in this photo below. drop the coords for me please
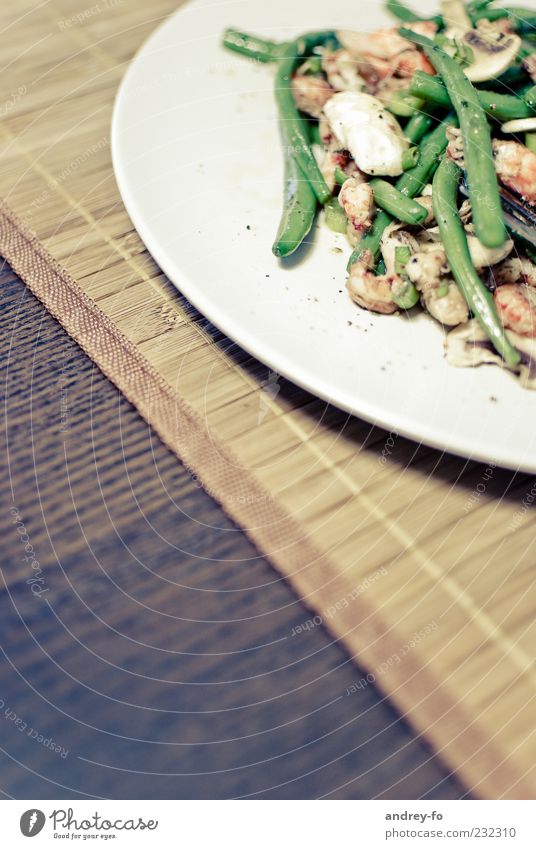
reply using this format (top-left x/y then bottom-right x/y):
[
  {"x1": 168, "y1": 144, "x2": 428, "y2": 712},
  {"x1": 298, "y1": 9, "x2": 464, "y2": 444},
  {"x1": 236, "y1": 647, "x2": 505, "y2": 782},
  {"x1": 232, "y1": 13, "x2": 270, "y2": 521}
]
[{"x1": 111, "y1": 0, "x2": 534, "y2": 473}]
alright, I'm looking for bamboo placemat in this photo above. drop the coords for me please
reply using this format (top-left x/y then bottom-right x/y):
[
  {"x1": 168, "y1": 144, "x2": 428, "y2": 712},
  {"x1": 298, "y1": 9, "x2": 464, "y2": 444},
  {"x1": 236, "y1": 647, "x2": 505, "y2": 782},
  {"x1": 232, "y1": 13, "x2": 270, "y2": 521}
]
[{"x1": 1, "y1": 0, "x2": 534, "y2": 799}]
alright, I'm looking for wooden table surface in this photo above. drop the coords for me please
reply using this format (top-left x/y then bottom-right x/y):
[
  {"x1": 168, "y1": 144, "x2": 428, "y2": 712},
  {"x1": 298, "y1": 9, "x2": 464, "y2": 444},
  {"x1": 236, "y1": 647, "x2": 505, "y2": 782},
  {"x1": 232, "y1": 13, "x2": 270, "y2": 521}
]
[{"x1": 0, "y1": 262, "x2": 467, "y2": 800}]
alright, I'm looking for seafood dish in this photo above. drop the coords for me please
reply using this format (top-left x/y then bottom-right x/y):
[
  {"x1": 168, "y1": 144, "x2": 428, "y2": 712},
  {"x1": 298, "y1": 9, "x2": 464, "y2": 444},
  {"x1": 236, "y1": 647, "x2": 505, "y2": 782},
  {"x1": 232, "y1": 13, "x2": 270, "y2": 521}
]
[{"x1": 223, "y1": 1, "x2": 536, "y2": 388}]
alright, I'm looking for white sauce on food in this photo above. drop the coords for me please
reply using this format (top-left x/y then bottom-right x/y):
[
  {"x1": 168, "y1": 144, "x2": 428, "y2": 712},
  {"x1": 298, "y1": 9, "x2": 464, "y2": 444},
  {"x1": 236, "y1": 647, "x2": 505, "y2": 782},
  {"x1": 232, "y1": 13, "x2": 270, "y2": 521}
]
[{"x1": 323, "y1": 92, "x2": 409, "y2": 177}]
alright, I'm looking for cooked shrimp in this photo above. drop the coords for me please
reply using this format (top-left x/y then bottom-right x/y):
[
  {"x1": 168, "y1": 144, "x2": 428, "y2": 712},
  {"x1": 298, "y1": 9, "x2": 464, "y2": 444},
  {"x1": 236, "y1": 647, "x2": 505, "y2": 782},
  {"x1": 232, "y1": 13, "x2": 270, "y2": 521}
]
[
  {"x1": 356, "y1": 50, "x2": 435, "y2": 88},
  {"x1": 407, "y1": 21, "x2": 440, "y2": 38},
  {"x1": 406, "y1": 247, "x2": 448, "y2": 289},
  {"x1": 395, "y1": 49, "x2": 437, "y2": 78},
  {"x1": 339, "y1": 178, "x2": 375, "y2": 235},
  {"x1": 320, "y1": 147, "x2": 359, "y2": 193},
  {"x1": 322, "y1": 49, "x2": 365, "y2": 92},
  {"x1": 447, "y1": 132, "x2": 536, "y2": 206},
  {"x1": 338, "y1": 22, "x2": 436, "y2": 60},
  {"x1": 495, "y1": 284, "x2": 536, "y2": 336},
  {"x1": 354, "y1": 56, "x2": 394, "y2": 90},
  {"x1": 405, "y1": 246, "x2": 469, "y2": 326},
  {"x1": 338, "y1": 24, "x2": 436, "y2": 86},
  {"x1": 446, "y1": 126, "x2": 465, "y2": 168},
  {"x1": 338, "y1": 27, "x2": 414, "y2": 60},
  {"x1": 492, "y1": 139, "x2": 536, "y2": 205},
  {"x1": 446, "y1": 133, "x2": 536, "y2": 206},
  {"x1": 423, "y1": 284, "x2": 470, "y2": 327},
  {"x1": 291, "y1": 74, "x2": 334, "y2": 118},
  {"x1": 346, "y1": 249, "x2": 400, "y2": 314},
  {"x1": 458, "y1": 198, "x2": 472, "y2": 225},
  {"x1": 494, "y1": 256, "x2": 536, "y2": 288}
]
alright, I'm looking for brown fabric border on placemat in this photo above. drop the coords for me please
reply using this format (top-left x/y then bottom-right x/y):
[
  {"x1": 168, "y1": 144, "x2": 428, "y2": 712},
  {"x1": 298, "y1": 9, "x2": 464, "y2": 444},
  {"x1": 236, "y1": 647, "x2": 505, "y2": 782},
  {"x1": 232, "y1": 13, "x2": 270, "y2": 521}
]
[{"x1": 1, "y1": 197, "x2": 532, "y2": 800}]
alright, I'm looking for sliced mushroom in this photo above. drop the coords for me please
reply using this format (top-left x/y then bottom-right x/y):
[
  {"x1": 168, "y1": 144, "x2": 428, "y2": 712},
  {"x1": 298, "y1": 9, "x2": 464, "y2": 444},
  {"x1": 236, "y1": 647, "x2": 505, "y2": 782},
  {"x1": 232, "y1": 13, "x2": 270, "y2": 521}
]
[
  {"x1": 440, "y1": 2, "x2": 521, "y2": 84},
  {"x1": 465, "y1": 231, "x2": 514, "y2": 269},
  {"x1": 501, "y1": 117, "x2": 536, "y2": 134},
  {"x1": 462, "y1": 25, "x2": 521, "y2": 83},
  {"x1": 427, "y1": 209, "x2": 514, "y2": 269},
  {"x1": 446, "y1": 319, "x2": 536, "y2": 389}
]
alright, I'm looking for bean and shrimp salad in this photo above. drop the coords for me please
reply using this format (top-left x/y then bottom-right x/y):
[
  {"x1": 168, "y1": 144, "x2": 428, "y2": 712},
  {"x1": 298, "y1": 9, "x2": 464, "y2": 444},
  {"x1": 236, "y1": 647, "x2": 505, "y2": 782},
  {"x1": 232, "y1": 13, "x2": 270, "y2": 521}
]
[{"x1": 223, "y1": 1, "x2": 536, "y2": 388}]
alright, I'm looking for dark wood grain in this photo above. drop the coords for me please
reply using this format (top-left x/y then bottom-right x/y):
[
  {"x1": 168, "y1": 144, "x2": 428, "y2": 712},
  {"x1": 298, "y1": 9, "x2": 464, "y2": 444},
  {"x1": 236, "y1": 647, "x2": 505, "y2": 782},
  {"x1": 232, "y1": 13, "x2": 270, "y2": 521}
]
[{"x1": 0, "y1": 262, "x2": 467, "y2": 800}]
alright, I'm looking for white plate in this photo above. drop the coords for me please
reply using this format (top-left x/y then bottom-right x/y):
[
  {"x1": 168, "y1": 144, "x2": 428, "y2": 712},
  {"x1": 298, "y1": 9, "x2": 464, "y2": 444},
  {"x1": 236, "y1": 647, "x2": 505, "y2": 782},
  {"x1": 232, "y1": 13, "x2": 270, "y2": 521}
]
[{"x1": 112, "y1": 0, "x2": 536, "y2": 472}]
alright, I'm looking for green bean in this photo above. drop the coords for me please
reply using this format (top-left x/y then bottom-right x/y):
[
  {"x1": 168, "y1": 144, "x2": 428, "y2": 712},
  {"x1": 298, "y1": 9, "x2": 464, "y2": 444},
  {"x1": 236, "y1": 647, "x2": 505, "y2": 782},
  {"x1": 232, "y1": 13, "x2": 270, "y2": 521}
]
[
  {"x1": 393, "y1": 279, "x2": 420, "y2": 310},
  {"x1": 385, "y1": 0, "x2": 421, "y2": 22},
  {"x1": 524, "y1": 84, "x2": 536, "y2": 110},
  {"x1": 223, "y1": 28, "x2": 287, "y2": 63},
  {"x1": 347, "y1": 211, "x2": 392, "y2": 272},
  {"x1": 347, "y1": 116, "x2": 454, "y2": 270},
  {"x1": 387, "y1": 90, "x2": 426, "y2": 117},
  {"x1": 526, "y1": 132, "x2": 536, "y2": 152},
  {"x1": 525, "y1": 245, "x2": 536, "y2": 264},
  {"x1": 466, "y1": 0, "x2": 494, "y2": 13},
  {"x1": 433, "y1": 157, "x2": 520, "y2": 367},
  {"x1": 387, "y1": 248, "x2": 419, "y2": 308},
  {"x1": 401, "y1": 28, "x2": 506, "y2": 248},
  {"x1": 334, "y1": 167, "x2": 348, "y2": 186},
  {"x1": 402, "y1": 147, "x2": 420, "y2": 169},
  {"x1": 324, "y1": 198, "x2": 348, "y2": 234},
  {"x1": 272, "y1": 32, "x2": 338, "y2": 251},
  {"x1": 300, "y1": 55, "x2": 323, "y2": 75},
  {"x1": 385, "y1": 0, "x2": 443, "y2": 26},
  {"x1": 470, "y1": 8, "x2": 507, "y2": 23},
  {"x1": 396, "y1": 114, "x2": 457, "y2": 198},
  {"x1": 518, "y1": 42, "x2": 535, "y2": 61},
  {"x1": 394, "y1": 245, "x2": 412, "y2": 275},
  {"x1": 404, "y1": 109, "x2": 437, "y2": 144},
  {"x1": 296, "y1": 32, "x2": 340, "y2": 53},
  {"x1": 222, "y1": 28, "x2": 339, "y2": 64},
  {"x1": 309, "y1": 122, "x2": 322, "y2": 146},
  {"x1": 275, "y1": 35, "x2": 335, "y2": 204},
  {"x1": 486, "y1": 64, "x2": 529, "y2": 93},
  {"x1": 370, "y1": 179, "x2": 429, "y2": 225},
  {"x1": 272, "y1": 125, "x2": 317, "y2": 257},
  {"x1": 410, "y1": 70, "x2": 534, "y2": 120},
  {"x1": 509, "y1": 13, "x2": 536, "y2": 34},
  {"x1": 516, "y1": 82, "x2": 535, "y2": 97},
  {"x1": 392, "y1": 247, "x2": 419, "y2": 308}
]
